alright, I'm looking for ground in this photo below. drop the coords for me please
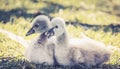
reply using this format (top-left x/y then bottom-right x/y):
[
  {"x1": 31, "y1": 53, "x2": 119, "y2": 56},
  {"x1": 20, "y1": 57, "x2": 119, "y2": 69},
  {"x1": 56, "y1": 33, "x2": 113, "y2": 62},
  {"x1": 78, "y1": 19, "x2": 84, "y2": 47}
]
[{"x1": 0, "y1": 0, "x2": 120, "y2": 69}]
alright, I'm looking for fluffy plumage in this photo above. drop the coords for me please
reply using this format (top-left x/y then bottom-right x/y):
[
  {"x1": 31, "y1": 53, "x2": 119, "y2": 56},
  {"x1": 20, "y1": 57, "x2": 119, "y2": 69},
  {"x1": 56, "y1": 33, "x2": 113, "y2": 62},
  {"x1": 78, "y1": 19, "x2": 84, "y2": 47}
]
[
  {"x1": 68, "y1": 38, "x2": 111, "y2": 67},
  {"x1": 50, "y1": 17, "x2": 111, "y2": 67},
  {"x1": 26, "y1": 15, "x2": 51, "y2": 36},
  {"x1": 0, "y1": 15, "x2": 117, "y2": 67},
  {"x1": 50, "y1": 17, "x2": 70, "y2": 65},
  {"x1": 25, "y1": 15, "x2": 55, "y2": 65}
]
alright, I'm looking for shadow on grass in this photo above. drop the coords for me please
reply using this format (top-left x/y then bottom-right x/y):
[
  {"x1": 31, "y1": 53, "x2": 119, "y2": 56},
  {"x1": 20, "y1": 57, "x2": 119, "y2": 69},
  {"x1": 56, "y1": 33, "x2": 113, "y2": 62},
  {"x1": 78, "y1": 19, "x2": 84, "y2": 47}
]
[
  {"x1": 0, "y1": 57, "x2": 120, "y2": 69},
  {"x1": 0, "y1": 57, "x2": 71, "y2": 69},
  {"x1": 0, "y1": 0, "x2": 119, "y2": 33},
  {"x1": 65, "y1": 19, "x2": 120, "y2": 33},
  {"x1": 0, "y1": 8, "x2": 34, "y2": 23},
  {"x1": 0, "y1": 1, "x2": 73, "y2": 23},
  {"x1": 0, "y1": 7, "x2": 120, "y2": 33},
  {"x1": 40, "y1": 1, "x2": 66, "y2": 14}
]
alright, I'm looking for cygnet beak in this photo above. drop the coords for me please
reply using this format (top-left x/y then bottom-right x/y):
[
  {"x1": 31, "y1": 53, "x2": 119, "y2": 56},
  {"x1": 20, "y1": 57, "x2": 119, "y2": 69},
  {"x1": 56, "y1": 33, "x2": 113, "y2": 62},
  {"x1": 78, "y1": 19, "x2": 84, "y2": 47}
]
[
  {"x1": 46, "y1": 25, "x2": 58, "y2": 38},
  {"x1": 26, "y1": 27, "x2": 35, "y2": 36}
]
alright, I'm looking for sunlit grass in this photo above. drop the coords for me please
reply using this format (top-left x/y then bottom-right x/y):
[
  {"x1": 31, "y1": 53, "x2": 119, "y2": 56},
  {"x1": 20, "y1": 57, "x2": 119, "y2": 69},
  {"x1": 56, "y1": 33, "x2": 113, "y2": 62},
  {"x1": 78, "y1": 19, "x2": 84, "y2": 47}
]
[
  {"x1": 67, "y1": 25, "x2": 120, "y2": 47},
  {"x1": 51, "y1": 9, "x2": 120, "y2": 25},
  {"x1": 0, "y1": 0, "x2": 120, "y2": 69},
  {"x1": 0, "y1": 34, "x2": 24, "y2": 58},
  {"x1": 0, "y1": 21, "x2": 120, "y2": 69}
]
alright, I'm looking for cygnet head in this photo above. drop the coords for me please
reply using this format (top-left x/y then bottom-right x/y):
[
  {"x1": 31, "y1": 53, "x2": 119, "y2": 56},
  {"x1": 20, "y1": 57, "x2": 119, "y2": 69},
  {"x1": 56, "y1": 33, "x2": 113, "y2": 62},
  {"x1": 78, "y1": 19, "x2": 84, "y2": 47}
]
[
  {"x1": 50, "y1": 17, "x2": 66, "y2": 37},
  {"x1": 26, "y1": 15, "x2": 50, "y2": 36}
]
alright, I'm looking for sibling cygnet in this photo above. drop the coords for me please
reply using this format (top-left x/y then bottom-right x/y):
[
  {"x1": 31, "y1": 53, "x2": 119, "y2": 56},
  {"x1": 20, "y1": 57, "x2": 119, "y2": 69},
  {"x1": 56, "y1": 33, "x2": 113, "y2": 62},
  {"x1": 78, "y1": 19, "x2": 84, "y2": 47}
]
[
  {"x1": 25, "y1": 15, "x2": 55, "y2": 65},
  {"x1": 50, "y1": 17, "x2": 111, "y2": 67},
  {"x1": 50, "y1": 17, "x2": 71, "y2": 65}
]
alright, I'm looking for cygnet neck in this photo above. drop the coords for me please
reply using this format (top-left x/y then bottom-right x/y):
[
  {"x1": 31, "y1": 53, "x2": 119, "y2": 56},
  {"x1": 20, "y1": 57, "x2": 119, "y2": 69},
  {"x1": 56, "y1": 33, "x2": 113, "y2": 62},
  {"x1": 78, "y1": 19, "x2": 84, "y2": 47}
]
[
  {"x1": 57, "y1": 30, "x2": 69, "y2": 47},
  {"x1": 37, "y1": 33, "x2": 48, "y2": 46}
]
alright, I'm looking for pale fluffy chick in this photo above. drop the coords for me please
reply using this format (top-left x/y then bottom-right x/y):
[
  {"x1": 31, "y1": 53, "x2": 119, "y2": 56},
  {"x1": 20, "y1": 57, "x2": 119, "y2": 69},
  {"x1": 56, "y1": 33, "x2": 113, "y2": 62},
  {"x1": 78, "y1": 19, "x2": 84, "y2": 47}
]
[
  {"x1": 50, "y1": 17, "x2": 111, "y2": 67},
  {"x1": 25, "y1": 15, "x2": 55, "y2": 65}
]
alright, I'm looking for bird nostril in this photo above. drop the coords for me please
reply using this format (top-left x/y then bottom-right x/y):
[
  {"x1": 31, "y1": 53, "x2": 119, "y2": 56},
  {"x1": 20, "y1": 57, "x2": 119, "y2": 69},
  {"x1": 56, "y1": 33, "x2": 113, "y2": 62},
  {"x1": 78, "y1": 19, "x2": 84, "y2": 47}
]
[{"x1": 41, "y1": 26, "x2": 47, "y2": 31}]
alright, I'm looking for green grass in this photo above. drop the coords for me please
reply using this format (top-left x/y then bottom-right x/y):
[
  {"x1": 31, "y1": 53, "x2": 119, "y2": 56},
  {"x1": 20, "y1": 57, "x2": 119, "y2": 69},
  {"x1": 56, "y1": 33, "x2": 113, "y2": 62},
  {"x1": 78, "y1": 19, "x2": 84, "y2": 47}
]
[{"x1": 0, "y1": 0, "x2": 120, "y2": 69}]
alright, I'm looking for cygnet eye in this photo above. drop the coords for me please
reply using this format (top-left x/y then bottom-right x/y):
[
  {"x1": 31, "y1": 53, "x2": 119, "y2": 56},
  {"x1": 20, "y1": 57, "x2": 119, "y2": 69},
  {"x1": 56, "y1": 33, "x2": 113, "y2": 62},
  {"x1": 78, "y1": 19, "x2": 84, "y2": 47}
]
[
  {"x1": 55, "y1": 25, "x2": 58, "y2": 28},
  {"x1": 34, "y1": 24, "x2": 39, "y2": 28}
]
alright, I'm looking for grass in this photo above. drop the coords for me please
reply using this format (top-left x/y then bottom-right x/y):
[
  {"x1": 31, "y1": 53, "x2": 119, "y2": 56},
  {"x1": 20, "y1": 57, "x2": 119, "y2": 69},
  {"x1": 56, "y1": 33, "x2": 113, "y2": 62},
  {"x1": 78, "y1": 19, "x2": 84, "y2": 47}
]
[{"x1": 0, "y1": 0, "x2": 120, "y2": 69}]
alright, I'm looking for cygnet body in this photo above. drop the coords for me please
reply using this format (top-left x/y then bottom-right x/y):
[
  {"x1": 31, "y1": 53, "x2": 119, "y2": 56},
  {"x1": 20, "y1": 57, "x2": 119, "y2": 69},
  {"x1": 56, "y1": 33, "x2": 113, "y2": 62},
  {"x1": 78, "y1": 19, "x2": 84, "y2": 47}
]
[
  {"x1": 68, "y1": 38, "x2": 111, "y2": 67},
  {"x1": 25, "y1": 15, "x2": 55, "y2": 65},
  {"x1": 50, "y1": 17, "x2": 111, "y2": 67}
]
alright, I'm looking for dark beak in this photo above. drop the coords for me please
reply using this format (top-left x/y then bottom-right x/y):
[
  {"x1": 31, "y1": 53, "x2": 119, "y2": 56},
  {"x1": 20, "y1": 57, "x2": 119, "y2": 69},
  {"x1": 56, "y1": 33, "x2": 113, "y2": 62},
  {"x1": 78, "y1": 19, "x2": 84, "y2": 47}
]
[
  {"x1": 26, "y1": 27, "x2": 35, "y2": 36},
  {"x1": 46, "y1": 25, "x2": 58, "y2": 38}
]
